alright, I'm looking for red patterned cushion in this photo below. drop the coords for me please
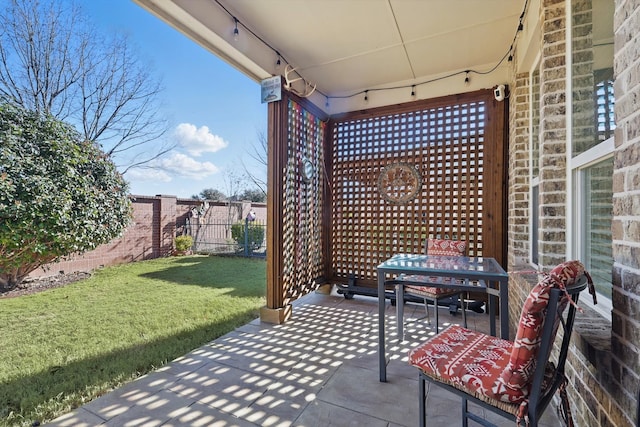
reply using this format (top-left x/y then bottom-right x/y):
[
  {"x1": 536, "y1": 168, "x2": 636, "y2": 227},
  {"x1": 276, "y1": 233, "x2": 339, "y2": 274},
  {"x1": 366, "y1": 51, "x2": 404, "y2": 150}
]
[
  {"x1": 409, "y1": 325, "x2": 523, "y2": 402},
  {"x1": 401, "y1": 239, "x2": 467, "y2": 298},
  {"x1": 427, "y1": 239, "x2": 467, "y2": 256},
  {"x1": 409, "y1": 260, "x2": 587, "y2": 407},
  {"x1": 498, "y1": 260, "x2": 585, "y2": 390},
  {"x1": 405, "y1": 284, "x2": 459, "y2": 297}
]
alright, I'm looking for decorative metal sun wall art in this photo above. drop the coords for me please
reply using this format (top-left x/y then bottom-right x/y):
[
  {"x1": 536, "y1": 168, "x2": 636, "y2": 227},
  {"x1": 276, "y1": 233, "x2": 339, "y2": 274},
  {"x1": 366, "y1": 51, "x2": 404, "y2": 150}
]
[
  {"x1": 377, "y1": 162, "x2": 422, "y2": 204},
  {"x1": 300, "y1": 155, "x2": 315, "y2": 183}
]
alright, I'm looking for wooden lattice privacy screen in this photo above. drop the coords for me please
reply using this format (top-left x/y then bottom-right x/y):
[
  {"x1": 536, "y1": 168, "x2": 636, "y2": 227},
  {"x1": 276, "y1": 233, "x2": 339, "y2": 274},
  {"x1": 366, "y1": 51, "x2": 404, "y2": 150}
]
[
  {"x1": 329, "y1": 91, "x2": 506, "y2": 286},
  {"x1": 281, "y1": 100, "x2": 327, "y2": 302}
]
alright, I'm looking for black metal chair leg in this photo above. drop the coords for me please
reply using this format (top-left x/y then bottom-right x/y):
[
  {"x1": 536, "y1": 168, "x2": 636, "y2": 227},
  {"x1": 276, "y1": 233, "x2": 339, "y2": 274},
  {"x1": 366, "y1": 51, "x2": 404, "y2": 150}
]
[
  {"x1": 636, "y1": 386, "x2": 639, "y2": 427},
  {"x1": 423, "y1": 297, "x2": 431, "y2": 324},
  {"x1": 461, "y1": 293, "x2": 467, "y2": 328},
  {"x1": 462, "y1": 398, "x2": 469, "y2": 427},
  {"x1": 419, "y1": 374, "x2": 426, "y2": 427}
]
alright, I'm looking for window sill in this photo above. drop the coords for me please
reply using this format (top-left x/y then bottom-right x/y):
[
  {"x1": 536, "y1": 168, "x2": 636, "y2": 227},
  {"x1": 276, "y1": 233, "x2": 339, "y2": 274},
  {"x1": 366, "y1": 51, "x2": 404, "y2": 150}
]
[{"x1": 572, "y1": 303, "x2": 612, "y2": 375}]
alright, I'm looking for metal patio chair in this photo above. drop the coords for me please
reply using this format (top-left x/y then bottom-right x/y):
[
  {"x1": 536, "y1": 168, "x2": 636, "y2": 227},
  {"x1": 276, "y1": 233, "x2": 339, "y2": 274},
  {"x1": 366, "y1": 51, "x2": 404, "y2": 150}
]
[
  {"x1": 391, "y1": 238, "x2": 468, "y2": 334},
  {"x1": 408, "y1": 260, "x2": 596, "y2": 427}
]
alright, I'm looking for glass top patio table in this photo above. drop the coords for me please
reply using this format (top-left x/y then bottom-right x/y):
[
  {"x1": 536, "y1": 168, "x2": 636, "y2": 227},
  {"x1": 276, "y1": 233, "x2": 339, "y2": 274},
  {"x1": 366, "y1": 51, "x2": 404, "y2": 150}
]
[
  {"x1": 377, "y1": 253, "x2": 509, "y2": 382},
  {"x1": 377, "y1": 253, "x2": 506, "y2": 278}
]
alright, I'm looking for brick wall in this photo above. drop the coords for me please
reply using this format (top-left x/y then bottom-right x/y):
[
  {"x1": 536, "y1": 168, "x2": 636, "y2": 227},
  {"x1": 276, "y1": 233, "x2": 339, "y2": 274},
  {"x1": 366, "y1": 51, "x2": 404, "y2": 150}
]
[
  {"x1": 571, "y1": 0, "x2": 597, "y2": 155},
  {"x1": 507, "y1": 72, "x2": 531, "y2": 269},
  {"x1": 539, "y1": 0, "x2": 569, "y2": 269},
  {"x1": 611, "y1": 0, "x2": 640, "y2": 422},
  {"x1": 505, "y1": 0, "x2": 639, "y2": 425},
  {"x1": 29, "y1": 196, "x2": 266, "y2": 279}
]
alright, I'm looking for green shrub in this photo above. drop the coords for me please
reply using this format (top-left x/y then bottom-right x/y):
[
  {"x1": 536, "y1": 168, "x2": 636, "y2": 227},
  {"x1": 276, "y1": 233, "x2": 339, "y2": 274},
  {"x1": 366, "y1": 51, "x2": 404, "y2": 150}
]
[
  {"x1": 174, "y1": 235, "x2": 193, "y2": 253},
  {"x1": 0, "y1": 102, "x2": 131, "y2": 292},
  {"x1": 231, "y1": 221, "x2": 265, "y2": 252}
]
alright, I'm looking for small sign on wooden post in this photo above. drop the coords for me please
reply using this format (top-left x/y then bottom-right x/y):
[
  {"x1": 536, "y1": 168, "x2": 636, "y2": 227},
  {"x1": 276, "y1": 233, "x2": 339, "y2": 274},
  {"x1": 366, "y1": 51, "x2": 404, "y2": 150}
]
[{"x1": 261, "y1": 76, "x2": 282, "y2": 103}]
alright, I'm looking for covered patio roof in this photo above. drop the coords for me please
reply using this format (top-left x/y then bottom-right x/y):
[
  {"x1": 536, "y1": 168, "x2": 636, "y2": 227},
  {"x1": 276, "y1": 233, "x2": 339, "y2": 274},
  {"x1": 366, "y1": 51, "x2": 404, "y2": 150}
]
[{"x1": 134, "y1": 0, "x2": 535, "y2": 114}]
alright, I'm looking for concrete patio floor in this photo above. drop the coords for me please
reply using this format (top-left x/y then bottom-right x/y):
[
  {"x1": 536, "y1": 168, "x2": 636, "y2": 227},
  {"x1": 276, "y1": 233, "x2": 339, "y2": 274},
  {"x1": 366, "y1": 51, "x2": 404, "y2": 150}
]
[{"x1": 45, "y1": 288, "x2": 562, "y2": 427}]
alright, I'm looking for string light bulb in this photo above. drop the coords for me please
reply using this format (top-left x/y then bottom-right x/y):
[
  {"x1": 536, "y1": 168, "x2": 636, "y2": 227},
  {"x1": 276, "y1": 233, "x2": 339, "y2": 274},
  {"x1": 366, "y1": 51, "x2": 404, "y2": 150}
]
[
  {"x1": 411, "y1": 85, "x2": 416, "y2": 97},
  {"x1": 233, "y1": 18, "x2": 239, "y2": 41},
  {"x1": 211, "y1": 0, "x2": 527, "y2": 104}
]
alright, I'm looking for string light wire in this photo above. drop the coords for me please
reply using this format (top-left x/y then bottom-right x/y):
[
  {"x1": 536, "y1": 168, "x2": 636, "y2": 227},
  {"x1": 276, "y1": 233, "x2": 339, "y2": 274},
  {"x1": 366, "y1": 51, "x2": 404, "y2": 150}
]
[{"x1": 213, "y1": 0, "x2": 529, "y2": 103}]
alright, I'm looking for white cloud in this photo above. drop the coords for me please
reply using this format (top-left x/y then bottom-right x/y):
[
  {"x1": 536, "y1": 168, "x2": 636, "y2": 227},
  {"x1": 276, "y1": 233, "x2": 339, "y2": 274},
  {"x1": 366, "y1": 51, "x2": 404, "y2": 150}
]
[
  {"x1": 156, "y1": 153, "x2": 220, "y2": 180},
  {"x1": 174, "y1": 123, "x2": 229, "y2": 156},
  {"x1": 126, "y1": 168, "x2": 172, "y2": 182}
]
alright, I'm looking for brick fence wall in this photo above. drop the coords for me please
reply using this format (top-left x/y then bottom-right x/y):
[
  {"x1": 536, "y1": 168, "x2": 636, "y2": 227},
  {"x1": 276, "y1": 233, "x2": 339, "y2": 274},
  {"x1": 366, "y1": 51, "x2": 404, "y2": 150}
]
[{"x1": 29, "y1": 195, "x2": 266, "y2": 279}]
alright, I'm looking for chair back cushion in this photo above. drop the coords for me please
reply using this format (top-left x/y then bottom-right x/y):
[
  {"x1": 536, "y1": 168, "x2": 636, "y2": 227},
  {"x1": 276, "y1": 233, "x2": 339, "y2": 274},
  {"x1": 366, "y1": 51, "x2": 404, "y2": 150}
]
[
  {"x1": 498, "y1": 260, "x2": 586, "y2": 392},
  {"x1": 426, "y1": 239, "x2": 467, "y2": 256}
]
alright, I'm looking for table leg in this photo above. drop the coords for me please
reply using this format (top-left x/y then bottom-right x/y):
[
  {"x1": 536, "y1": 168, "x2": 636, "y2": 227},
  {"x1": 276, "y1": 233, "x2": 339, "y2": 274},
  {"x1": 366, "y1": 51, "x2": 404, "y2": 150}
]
[{"x1": 378, "y1": 269, "x2": 386, "y2": 382}]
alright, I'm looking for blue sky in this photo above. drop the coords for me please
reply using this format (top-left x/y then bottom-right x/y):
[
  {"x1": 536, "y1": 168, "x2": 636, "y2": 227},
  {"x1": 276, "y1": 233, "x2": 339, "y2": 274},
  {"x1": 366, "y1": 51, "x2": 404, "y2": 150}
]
[{"x1": 83, "y1": 1, "x2": 267, "y2": 199}]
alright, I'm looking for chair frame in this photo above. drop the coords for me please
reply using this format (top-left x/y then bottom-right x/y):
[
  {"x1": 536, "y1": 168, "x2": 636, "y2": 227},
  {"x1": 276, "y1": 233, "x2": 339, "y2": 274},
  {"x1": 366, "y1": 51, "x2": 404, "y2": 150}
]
[
  {"x1": 416, "y1": 276, "x2": 588, "y2": 427},
  {"x1": 389, "y1": 238, "x2": 468, "y2": 334},
  {"x1": 397, "y1": 277, "x2": 467, "y2": 334},
  {"x1": 636, "y1": 386, "x2": 639, "y2": 427}
]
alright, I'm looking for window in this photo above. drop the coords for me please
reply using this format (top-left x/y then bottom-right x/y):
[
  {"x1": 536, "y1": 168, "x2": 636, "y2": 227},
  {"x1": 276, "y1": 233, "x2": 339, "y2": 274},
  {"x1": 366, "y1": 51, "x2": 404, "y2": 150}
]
[
  {"x1": 575, "y1": 154, "x2": 613, "y2": 298},
  {"x1": 594, "y1": 68, "x2": 615, "y2": 143},
  {"x1": 570, "y1": 0, "x2": 614, "y2": 310}
]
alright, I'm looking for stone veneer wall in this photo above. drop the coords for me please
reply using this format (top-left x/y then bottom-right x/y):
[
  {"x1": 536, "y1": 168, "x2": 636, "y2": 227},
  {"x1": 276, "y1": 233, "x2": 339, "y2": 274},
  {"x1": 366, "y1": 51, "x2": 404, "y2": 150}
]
[
  {"x1": 539, "y1": 0, "x2": 569, "y2": 269},
  {"x1": 506, "y1": 0, "x2": 639, "y2": 425},
  {"x1": 611, "y1": 0, "x2": 640, "y2": 423},
  {"x1": 507, "y1": 72, "x2": 532, "y2": 270},
  {"x1": 571, "y1": 0, "x2": 597, "y2": 156},
  {"x1": 507, "y1": 71, "x2": 534, "y2": 339}
]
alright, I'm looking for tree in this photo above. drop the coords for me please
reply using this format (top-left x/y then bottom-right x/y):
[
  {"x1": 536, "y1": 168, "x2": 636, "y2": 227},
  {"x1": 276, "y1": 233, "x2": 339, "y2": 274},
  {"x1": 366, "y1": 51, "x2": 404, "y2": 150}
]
[
  {"x1": 224, "y1": 170, "x2": 246, "y2": 203},
  {"x1": 239, "y1": 188, "x2": 266, "y2": 203},
  {"x1": 0, "y1": 0, "x2": 172, "y2": 174},
  {"x1": 0, "y1": 103, "x2": 132, "y2": 292},
  {"x1": 192, "y1": 188, "x2": 226, "y2": 201},
  {"x1": 240, "y1": 130, "x2": 267, "y2": 198},
  {"x1": 221, "y1": 170, "x2": 247, "y2": 230}
]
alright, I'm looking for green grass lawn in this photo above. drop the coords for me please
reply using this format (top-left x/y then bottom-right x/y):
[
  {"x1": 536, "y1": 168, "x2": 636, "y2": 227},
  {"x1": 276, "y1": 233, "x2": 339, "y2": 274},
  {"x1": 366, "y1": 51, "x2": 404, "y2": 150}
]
[{"x1": 0, "y1": 255, "x2": 266, "y2": 427}]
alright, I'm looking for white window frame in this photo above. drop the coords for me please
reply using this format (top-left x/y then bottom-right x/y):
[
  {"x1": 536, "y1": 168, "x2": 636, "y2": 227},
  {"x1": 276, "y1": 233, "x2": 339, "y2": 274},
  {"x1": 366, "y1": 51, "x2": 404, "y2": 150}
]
[
  {"x1": 565, "y1": 0, "x2": 614, "y2": 318},
  {"x1": 570, "y1": 140, "x2": 614, "y2": 318}
]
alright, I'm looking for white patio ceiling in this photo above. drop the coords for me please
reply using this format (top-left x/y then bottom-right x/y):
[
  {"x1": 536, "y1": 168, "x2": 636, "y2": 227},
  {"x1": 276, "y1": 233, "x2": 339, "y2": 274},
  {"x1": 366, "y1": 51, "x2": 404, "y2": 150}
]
[{"x1": 134, "y1": 0, "x2": 529, "y2": 114}]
